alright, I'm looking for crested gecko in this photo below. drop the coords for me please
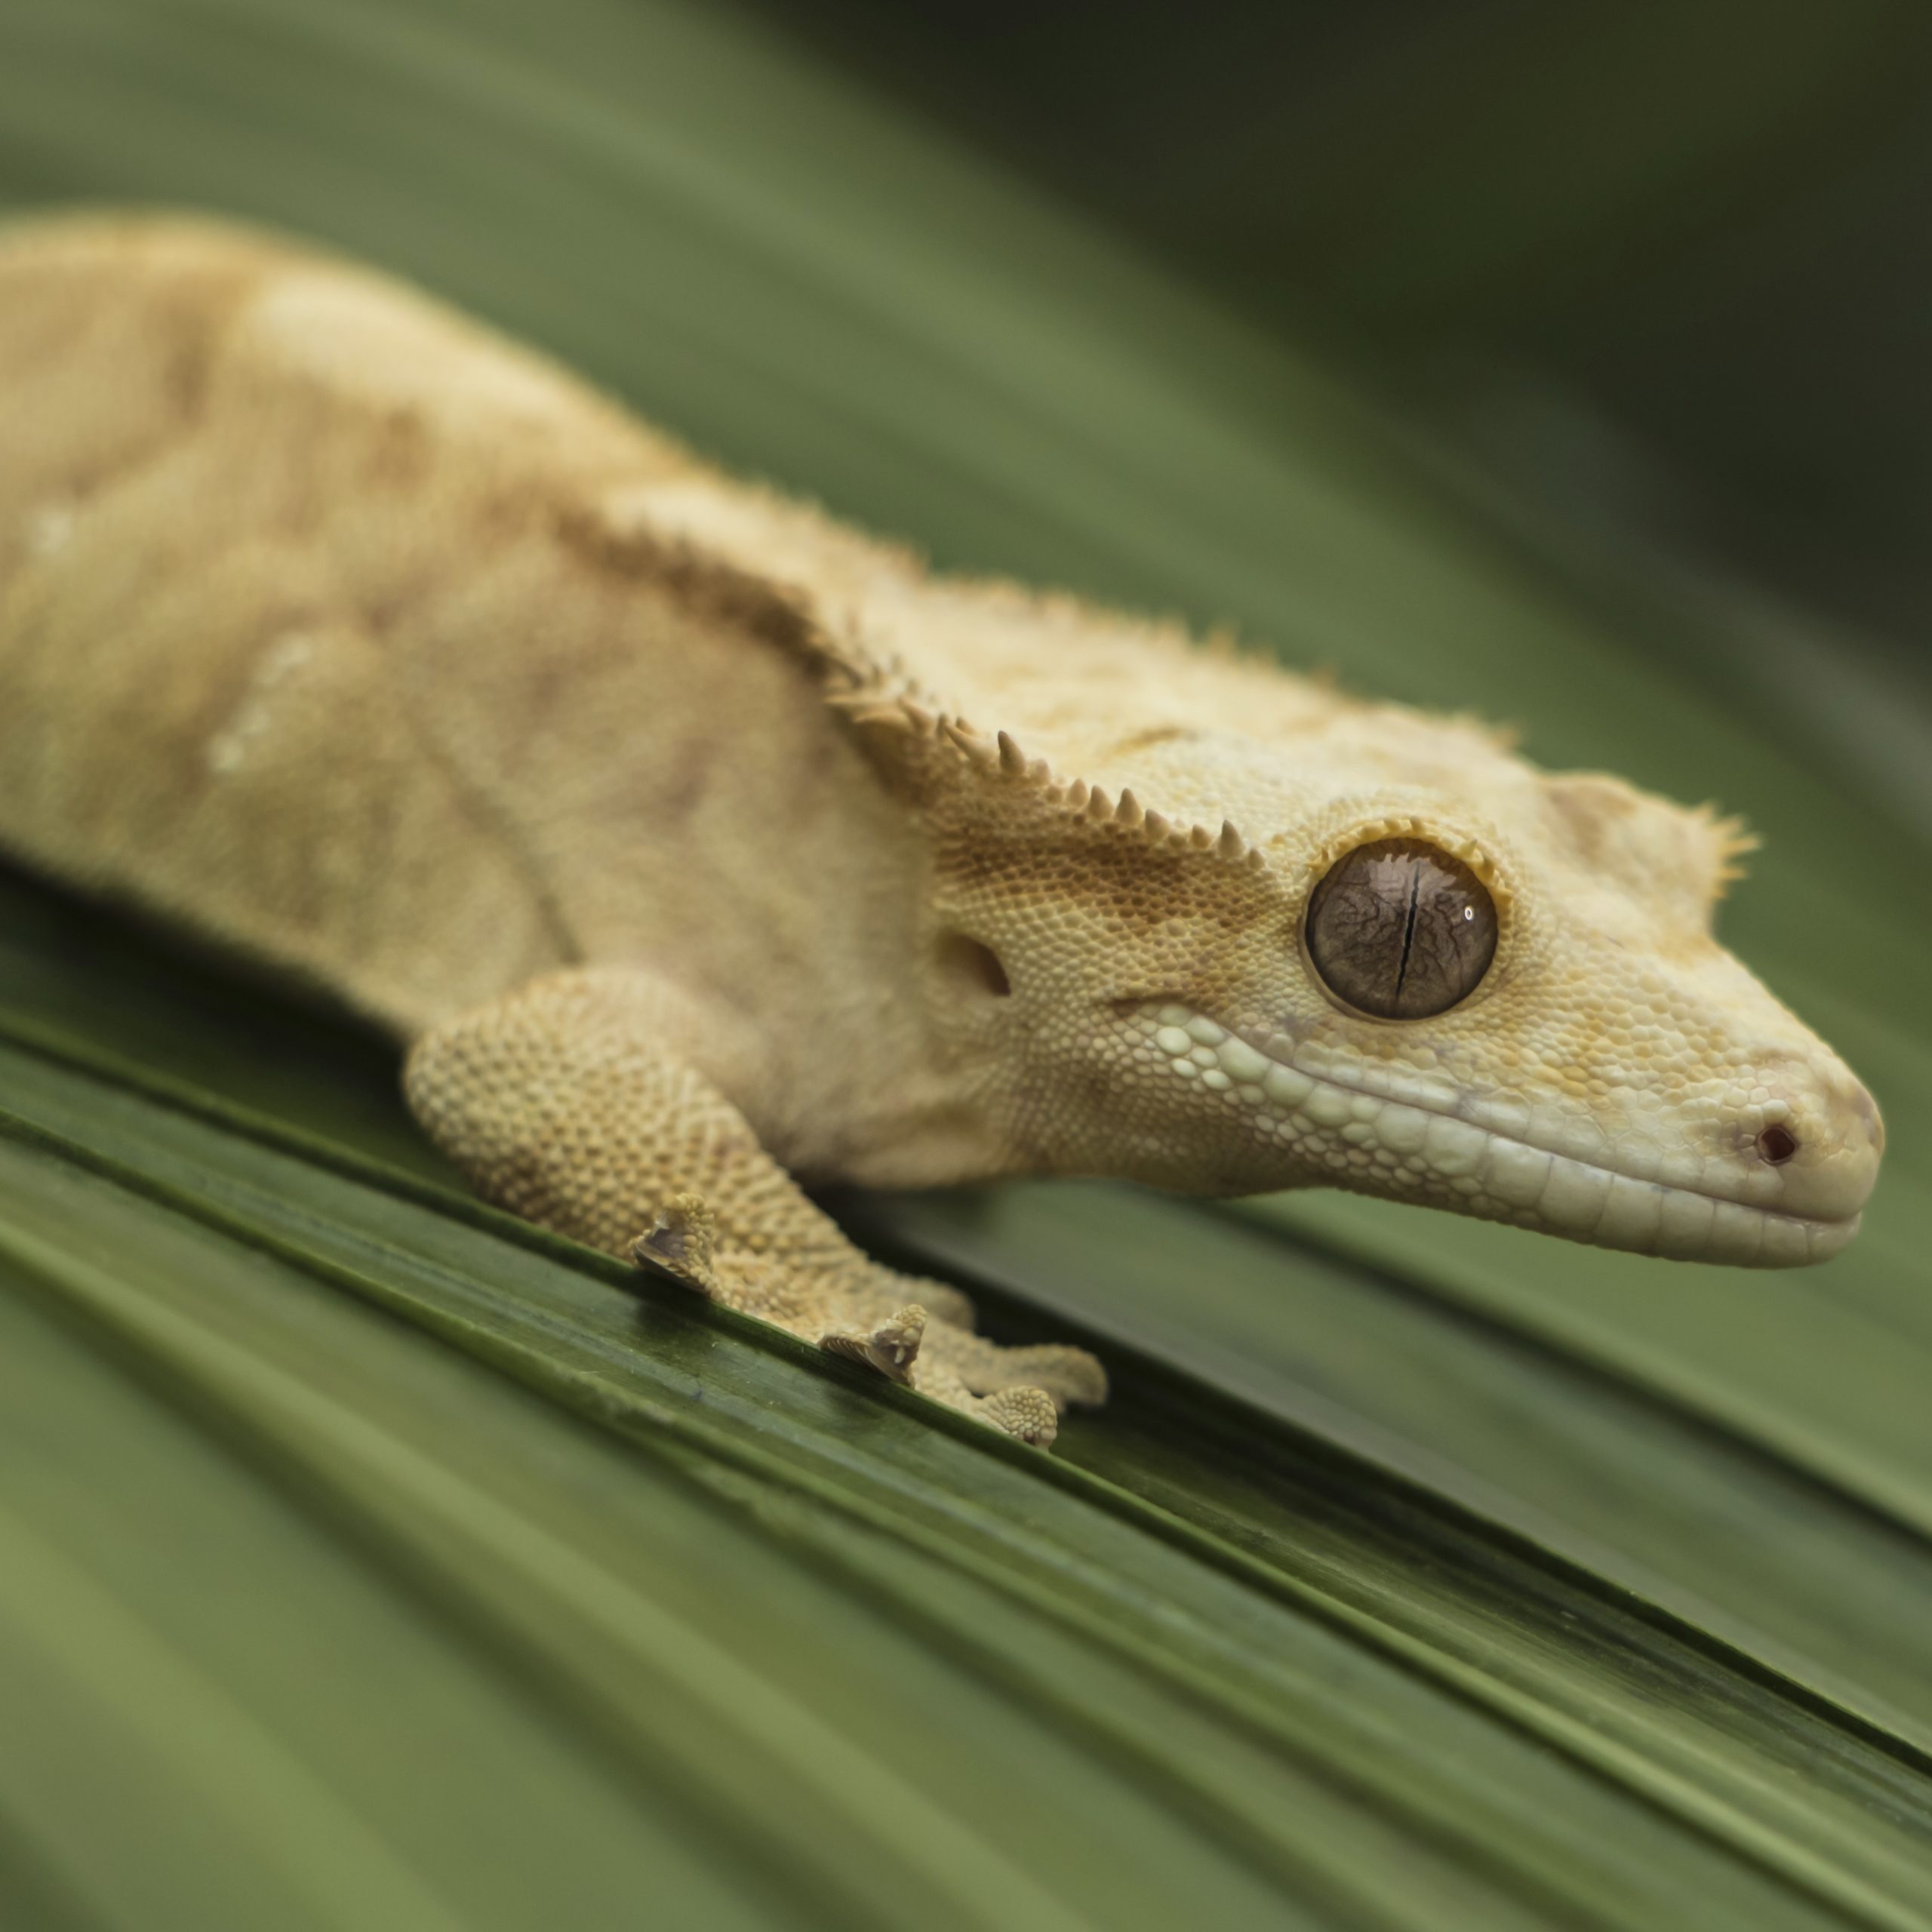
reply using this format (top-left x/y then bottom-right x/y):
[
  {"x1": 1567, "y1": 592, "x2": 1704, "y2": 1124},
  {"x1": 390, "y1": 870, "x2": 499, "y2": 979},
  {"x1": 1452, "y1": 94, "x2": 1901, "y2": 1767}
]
[{"x1": 0, "y1": 214, "x2": 1884, "y2": 1444}]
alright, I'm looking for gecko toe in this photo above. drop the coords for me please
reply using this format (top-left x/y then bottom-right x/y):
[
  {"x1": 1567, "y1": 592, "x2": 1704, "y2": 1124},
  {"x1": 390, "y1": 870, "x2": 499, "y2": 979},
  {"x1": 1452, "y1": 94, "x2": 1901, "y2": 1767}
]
[
  {"x1": 909, "y1": 1358, "x2": 1063, "y2": 1446},
  {"x1": 977, "y1": 1386, "x2": 1060, "y2": 1447},
  {"x1": 820, "y1": 1303, "x2": 927, "y2": 1383},
  {"x1": 630, "y1": 1190, "x2": 721, "y2": 1292}
]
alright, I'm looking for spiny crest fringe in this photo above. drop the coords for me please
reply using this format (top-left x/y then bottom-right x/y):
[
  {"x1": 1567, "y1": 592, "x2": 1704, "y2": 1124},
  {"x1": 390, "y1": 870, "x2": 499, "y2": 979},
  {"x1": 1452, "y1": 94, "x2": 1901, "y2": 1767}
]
[{"x1": 823, "y1": 671, "x2": 1263, "y2": 868}]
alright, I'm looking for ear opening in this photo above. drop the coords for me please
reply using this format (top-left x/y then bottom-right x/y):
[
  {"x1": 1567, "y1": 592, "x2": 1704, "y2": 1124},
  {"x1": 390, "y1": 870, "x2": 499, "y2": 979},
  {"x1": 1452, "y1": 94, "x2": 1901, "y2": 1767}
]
[{"x1": 937, "y1": 931, "x2": 1011, "y2": 999}]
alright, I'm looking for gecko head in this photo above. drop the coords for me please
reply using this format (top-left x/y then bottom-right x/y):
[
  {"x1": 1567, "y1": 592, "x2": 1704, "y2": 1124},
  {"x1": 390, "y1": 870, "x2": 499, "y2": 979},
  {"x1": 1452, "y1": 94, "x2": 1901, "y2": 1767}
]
[{"x1": 918, "y1": 704, "x2": 1882, "y2": 1266}]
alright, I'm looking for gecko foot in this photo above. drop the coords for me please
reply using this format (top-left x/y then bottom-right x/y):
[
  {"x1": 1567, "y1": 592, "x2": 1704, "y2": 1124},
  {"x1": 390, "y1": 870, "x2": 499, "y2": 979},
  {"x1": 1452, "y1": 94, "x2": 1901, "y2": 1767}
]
[
  {"x1": 822, "y1": 1297, "x2": 1103, "y2": 1446},
  {"x1": 629, "y1": 1194, "x2": 1102, "y2": 1447},
  {"x1": 826, "y1": 1315, "x2": 1094, "y2": 1446},
  {"x1": 820, "y1": 1303, "x2": 927, "y2": 1384}
]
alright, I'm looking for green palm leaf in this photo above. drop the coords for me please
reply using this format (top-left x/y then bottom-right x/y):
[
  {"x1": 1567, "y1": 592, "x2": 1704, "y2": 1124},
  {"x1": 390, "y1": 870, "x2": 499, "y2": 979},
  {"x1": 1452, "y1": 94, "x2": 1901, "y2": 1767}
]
[{"x1": 1, "y1": 2, "x2": 1927, "y2": 1926}]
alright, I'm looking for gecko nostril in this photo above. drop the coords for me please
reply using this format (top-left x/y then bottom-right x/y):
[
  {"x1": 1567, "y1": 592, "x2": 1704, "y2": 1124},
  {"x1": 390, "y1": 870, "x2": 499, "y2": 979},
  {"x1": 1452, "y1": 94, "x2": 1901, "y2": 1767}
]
[{"x1": 1757, "y1": 1124, "x2": 1798, "y2": 1165}]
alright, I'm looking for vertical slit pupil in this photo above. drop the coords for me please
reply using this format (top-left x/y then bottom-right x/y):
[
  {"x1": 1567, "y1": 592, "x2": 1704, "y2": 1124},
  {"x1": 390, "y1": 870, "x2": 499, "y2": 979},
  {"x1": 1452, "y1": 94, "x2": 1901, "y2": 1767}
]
[{"x1": 1393, "y1": 862, "x2": 1421, "y2": 1002}]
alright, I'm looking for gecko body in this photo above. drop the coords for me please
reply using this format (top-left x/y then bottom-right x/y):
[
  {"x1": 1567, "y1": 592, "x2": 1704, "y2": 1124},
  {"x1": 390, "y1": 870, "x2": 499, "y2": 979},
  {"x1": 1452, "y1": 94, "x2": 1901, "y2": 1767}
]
[{"x1": 0, "y1": 214, "x2": 1883, "y2": 1442}]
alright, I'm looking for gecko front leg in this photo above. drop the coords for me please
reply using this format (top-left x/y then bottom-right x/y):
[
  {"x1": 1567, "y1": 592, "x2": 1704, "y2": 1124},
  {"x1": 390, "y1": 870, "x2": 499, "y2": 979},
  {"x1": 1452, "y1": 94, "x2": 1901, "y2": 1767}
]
[{"x1": 401, "y1": 968, "x2": 1106, "y2": 1446}]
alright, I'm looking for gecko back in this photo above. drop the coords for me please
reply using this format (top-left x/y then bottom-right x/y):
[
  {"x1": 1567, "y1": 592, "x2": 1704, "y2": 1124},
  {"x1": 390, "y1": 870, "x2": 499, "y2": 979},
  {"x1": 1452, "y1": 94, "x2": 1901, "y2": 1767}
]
[{"x1": 0, "y1": 214, "x2": 901, "y2": 1038}]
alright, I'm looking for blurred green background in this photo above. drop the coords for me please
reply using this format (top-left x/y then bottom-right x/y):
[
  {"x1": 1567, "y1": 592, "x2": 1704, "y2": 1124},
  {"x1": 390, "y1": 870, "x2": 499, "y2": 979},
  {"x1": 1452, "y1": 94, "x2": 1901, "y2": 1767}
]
[
  {"x1": 0, "y1": 2, "x2": 1929, "y2": 1927},
  {"x1": 769, "y1": 0, "x2": 1932, "y2": 801}
]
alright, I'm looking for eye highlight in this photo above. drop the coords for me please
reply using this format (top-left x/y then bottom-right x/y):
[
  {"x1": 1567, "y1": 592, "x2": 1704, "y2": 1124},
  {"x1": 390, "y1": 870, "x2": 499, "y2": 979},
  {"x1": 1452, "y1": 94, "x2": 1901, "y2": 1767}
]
[{"x1": 1305, "y1": 838, "x2": 1498, "y2": 1019}]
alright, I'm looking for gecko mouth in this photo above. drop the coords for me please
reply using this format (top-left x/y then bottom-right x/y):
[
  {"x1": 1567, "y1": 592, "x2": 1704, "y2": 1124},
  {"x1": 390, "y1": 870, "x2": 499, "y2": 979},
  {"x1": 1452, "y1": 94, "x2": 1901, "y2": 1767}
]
[{"x1": 1136, "y1": 1004, "x2": 1861, "y2": 1267}]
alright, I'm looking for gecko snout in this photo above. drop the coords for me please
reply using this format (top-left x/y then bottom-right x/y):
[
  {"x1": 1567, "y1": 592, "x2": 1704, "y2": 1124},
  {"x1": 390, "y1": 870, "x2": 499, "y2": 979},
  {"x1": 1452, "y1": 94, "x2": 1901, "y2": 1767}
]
[{"x1": 1748, "y1": 1066, "x2": 1883, "y2": 1228}]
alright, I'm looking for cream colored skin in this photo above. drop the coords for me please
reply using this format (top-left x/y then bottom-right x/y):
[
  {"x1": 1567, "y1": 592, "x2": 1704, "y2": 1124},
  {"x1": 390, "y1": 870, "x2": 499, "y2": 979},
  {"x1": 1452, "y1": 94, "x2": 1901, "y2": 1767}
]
[{"x1": 0, "y1": 214, "x2": 1884, "y2": 1444}]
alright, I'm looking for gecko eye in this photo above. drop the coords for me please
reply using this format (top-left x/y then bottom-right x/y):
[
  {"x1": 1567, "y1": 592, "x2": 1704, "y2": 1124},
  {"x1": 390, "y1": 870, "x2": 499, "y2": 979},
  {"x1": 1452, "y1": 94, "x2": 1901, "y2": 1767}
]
[{"x1": 1305, "y1": 838, "x2": 1498, "y2": 1019}]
